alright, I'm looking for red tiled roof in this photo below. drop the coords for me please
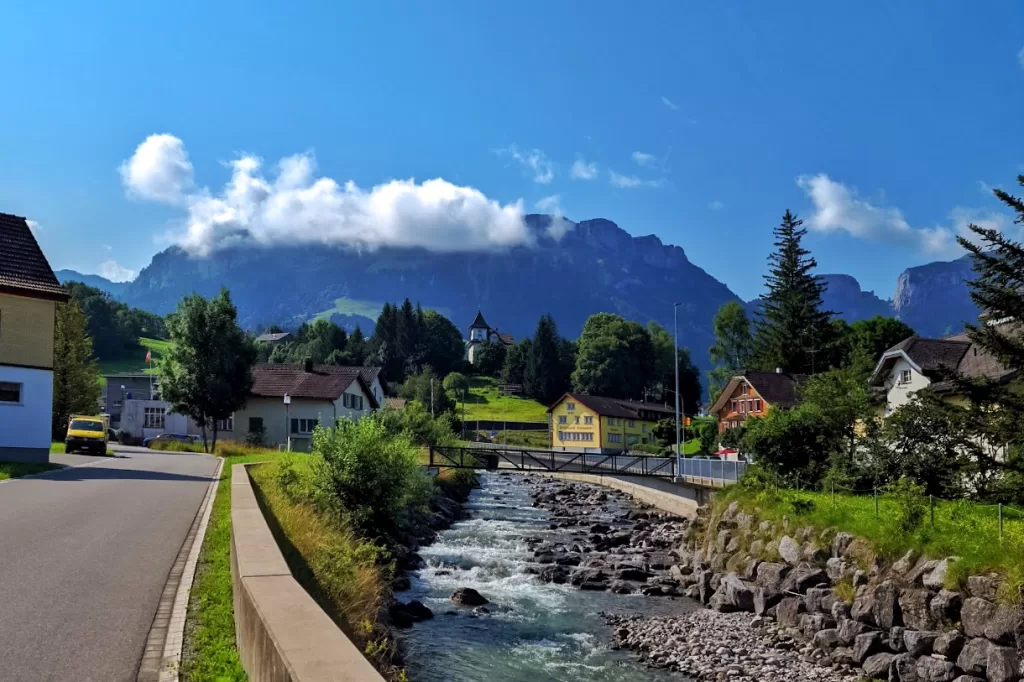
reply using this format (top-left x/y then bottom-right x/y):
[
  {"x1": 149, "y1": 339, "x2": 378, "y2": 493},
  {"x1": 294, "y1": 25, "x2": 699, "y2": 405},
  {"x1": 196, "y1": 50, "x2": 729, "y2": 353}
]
[
  {"x1": 251, "y1": 364, "x2": 379, "y2": 407},
  {"x1": 0, "y1": 213, "x2": 68, "y2": 300}
]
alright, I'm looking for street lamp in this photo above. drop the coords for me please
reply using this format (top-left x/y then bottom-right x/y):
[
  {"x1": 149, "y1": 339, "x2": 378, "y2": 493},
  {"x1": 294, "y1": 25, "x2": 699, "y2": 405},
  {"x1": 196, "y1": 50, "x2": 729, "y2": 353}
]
[
  {"x1": 673, "y1": 302, "x2": 682, "y2": 479},
  {"x1": 284, "y1": 394, "x2": 292, "y2": 452}
]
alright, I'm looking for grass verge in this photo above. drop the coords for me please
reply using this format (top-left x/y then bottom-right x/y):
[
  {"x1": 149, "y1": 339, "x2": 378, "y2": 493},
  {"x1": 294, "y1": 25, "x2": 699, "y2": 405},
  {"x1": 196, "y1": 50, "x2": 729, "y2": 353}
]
[
  {"x1": 0, "y1": 461, "x2": 62, "y2": 480},
  {"x1": 462, "y1": 376, "x2": 548, "y2": 422},
  {"x1": 180, "y1": 449, "x2": 287, "y2": 682},
  {"x1": 720, "y1": 481, "x2": 1024, "y2": 598}
]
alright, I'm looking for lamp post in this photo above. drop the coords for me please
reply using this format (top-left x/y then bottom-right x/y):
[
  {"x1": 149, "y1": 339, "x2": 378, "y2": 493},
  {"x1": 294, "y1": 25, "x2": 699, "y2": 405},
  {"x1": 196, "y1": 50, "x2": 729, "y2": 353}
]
[
  {"x1": 673, "y1": 302, "x2": 682, "y2": 478},
  {"x1": 284, "y1": 393, "x2": 292, "y2": 452}
]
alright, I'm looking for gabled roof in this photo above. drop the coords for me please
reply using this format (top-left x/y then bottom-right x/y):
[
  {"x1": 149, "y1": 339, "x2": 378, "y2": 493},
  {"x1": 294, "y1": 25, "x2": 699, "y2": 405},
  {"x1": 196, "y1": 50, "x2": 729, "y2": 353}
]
[
  {"x1": 0, "y1": 213, "x2": 68, "y2": 301},
  {"x1": 547, "y1": 392, "x2": 677, "y2": 419},
  {"x1": 709, "y1": 371, "x2": 803, "y2": 416},
  {"x1": 251, "y1": 364, "x2": 379, "y2": 408},
  {"x1": 255, "y1": 332, "x2": 292, "y2": 342},
  {"x1": 469, "y1": 310, "x2": 491, "y2": 330},
  {"x1": 869, "y1": 336, "x2": 972, "y2": 385}
]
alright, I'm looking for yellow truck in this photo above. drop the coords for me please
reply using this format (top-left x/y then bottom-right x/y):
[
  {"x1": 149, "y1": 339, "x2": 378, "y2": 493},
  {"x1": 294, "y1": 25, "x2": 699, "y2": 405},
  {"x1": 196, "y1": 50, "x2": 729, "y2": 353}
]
[{"x1": 65, "y1": 415, "x2": 110, "y2": 455}]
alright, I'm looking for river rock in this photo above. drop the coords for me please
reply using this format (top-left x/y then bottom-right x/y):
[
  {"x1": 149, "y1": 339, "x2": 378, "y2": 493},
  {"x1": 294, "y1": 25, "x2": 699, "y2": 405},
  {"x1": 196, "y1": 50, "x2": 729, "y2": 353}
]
[
  {"x1": 838, "y1": 618, "x2": 869, "y2": 645},
  {"x1": 805, "y1": 587, "x2": 834, "y2": 613},
  {"x1": 852, "y1": 632, "x2": 883, "y2": 664},
  {"x1": 862, "y1": 652, "x2": 895, "y2": 679},
  {"x1": 617, "y1": 567, "x2": 652, "y2": 581},
  {"x1": 891, "y1": 653, "x2": 919, "y2": 682},
  {"x1": 892, "y1": 549, "x2": 919, "y2": 575},
  {"x1": 756, "y1": 562, "x2": 790, "y2": 588},
  {"x1": 776, "y1": 596, "x2": 806, "y2": 628},
  {"x1": 966, "y1": 574, "x2": 1003, "y2": 601},
  {"x1": 813, "y1": 628, "x2": 841, "y2": 650},
  {"x1": 851, "y1": 584, "x2": 876, "y2": 625},
  {"x1": 901, "y1": 588, "x2": 937, "y2": 631},
  {"x1": 826, "y1": 557, "x2": 848, "y2": 582},
  {"x1": 923, "y1": 558, "x2": 954, "y2": 589},
  {"x1": 952, "y1": 677, "x2": 985, "y2": 682},
  {"x1": 872, "y1": 580, "x2": 902, "y2": 629},
  {"x1": 890, "y1": 625, "x2": 907, "y2": 652},
  {"x1": 539, "y1": 565, "x2": 570, "y2": 584},
  {"x1": 831, "y1": 600, "x2": 851, "y2": 622},
  {"x1": 986, "y1": 645, "x2": 1020, "y2": 682},
  {"x1": 832, "y1": 531, "x2": 855, "y2": 557},
  {"x1": 960, "y1": 597, "x2": 997, "y2": 638},
  {"x1": 906, "y1": 558, "x2": 940, "y2": 585},
  {"x1": 984, "y1": 603, "x2": 1024, "y2": 646},
  {"x1": 916, "y1": 655, "x2": 956, "y2": 682},
  {"x1": 904, "y1": 630, "x2": 938, "y2": 656},
  {"x1": 957, "y1": 638, "x2": 990, "y2": 677},
  {"x1": 451, "y1": 587, "x2": 489, "y2": 606},
  {"x1": 934, "y1": 630, "x2": 965, "y2": 659},
  {"x1": 930, "y1": 589, "x2": 962, "y2": 625},
  {"x1": 716, "y1": 573, "x2": 755, "y2": 612},
  {"x1": 779, "y1": 535, "x2": 802, "y2": 565},
  {"x1": 389, "y1": 600, "x2": 434, "y2": 627},
  {"x1": 782, "y1": 567, "x2": 829, "y2": 594}
]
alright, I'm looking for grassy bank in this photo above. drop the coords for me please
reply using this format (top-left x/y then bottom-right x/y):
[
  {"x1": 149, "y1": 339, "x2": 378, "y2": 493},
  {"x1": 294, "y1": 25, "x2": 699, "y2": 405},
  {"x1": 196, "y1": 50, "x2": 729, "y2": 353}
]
[
  {"x1": 719, "y1": 480, "x2": 1024, "y2": 597},
  {"x1": 180, "y1": 449, "x2": 286, "y2": 682},
  {"x1": 97, "y1": 337, "x2": 172, "y2": 378},
  {"x1": 462, "y1": 376, "x2": 547, "y2": 422},
  {"x1": 0, "y1": 461, "x2": 61, "y2": 480}
]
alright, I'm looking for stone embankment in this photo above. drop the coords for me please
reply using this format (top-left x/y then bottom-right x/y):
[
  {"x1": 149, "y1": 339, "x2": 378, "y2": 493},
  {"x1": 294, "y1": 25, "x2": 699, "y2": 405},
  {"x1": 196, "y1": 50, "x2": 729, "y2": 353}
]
[{"x1": 611, "y1": 497, "x2": 1022, "y2": 682}]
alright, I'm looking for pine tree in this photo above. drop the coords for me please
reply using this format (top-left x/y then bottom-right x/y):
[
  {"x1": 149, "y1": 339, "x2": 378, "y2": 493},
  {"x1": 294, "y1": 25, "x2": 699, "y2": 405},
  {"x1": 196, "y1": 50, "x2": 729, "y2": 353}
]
[
  {"x1": 525, "y1": 314, "x2": 563, "y2": 404},
  {"x1": 51, "y1": 301, "x2": 102, "y2": 439},
  {"x1": 754, "y1": 210, "x2": 834, "y2": 374}
]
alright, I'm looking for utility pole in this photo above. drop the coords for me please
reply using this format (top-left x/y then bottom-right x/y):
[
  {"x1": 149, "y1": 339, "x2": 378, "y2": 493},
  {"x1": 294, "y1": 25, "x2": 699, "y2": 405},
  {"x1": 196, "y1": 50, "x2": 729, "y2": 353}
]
[
  {"x1": 430, "y1": 377, "x2": 435, "y2": 418},
  {"x1": 673, "y1": 302, "x2": 682, "y2": 478}
]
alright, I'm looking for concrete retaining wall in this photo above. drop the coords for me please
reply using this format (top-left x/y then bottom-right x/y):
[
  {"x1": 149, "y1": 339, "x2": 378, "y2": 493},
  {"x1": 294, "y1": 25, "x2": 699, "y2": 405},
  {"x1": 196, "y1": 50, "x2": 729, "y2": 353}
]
[
  {"x1": 230, "y1": 463, "x2": 385, "y2": 682},
  {"x1": 535, "y1": 471, "x2": 713, "y2": 518}
]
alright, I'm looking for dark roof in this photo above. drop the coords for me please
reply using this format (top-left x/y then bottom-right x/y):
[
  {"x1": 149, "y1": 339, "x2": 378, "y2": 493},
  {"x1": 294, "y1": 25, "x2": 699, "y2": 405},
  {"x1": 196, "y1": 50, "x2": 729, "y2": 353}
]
[
  {"x1": 496, "y1": 331, "x2": 514, "y2": 345},
  {"x1": 548, "y1": 393, "x2": 677, "y2": 419},
  {"x1": 744, "y1": 371, "x2": 803, "y2": 409},
  {"x1": 255, "y1": 332, "x2": 292, "y2": 342},
  {"x1": 872, "y1": 333, "x2": 1017, "y2": 387},
  {"x1": 469, "y1": 310, "x2": 491, "y2": 330},
  {"x1": 251, "y1": 364, "x2": 379, "y2": 407},
  {"x1": 0, "y1": 213, "x2": 68, "y2": 301}
]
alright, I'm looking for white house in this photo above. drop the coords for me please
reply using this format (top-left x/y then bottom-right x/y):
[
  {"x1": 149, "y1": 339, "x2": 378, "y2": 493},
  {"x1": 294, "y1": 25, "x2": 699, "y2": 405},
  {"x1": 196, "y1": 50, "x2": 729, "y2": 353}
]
[
  {"x1": 0, "y1": 213, "x2": 70, "y2": 463},
  {"x1": 466, "y1": 311, "x2": 513, "y2": 364},
  {"x1": 869, "y1": 333, "x2": 1017, "y2": 415},
  {"x1": 234, "y1": 362, "x2": 379, "y2": 451}
]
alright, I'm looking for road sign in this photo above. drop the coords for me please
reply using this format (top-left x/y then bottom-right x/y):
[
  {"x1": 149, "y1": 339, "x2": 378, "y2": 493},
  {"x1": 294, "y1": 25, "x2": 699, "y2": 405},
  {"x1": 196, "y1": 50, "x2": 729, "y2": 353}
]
[{"x1": 490, "y1": 430, "x2": 497, "y2": 438}]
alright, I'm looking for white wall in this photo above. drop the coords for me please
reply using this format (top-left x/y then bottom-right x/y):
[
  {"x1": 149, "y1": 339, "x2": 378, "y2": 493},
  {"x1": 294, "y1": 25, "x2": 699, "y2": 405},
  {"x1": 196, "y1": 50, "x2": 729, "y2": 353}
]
[
  {"x1": 885, "y1": 357, "x2": 931, "y2": 413},
  {"x1": 0, "y1": 366, "x2": 52, "y2": 450},
  {"x1": 235, "y1": 383, "x2": 372, "y2": 452}
]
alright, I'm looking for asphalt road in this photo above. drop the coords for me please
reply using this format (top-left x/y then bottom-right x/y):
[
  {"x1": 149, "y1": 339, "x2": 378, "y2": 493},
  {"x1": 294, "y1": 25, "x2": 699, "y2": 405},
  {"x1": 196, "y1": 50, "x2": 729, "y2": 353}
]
[{"x1": 0, "y1": 446, "x2": 220, "y2": 682}]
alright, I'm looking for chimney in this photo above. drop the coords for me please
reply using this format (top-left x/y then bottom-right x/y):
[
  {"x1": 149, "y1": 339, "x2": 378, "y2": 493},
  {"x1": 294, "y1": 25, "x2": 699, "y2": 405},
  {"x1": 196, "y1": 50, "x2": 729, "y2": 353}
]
[
  {"x1": 304, "y1": 358, "x2": 314, "y2": 373},
  {"x1": 775, "y1": 367, "x2": 782, "y2": 374}
]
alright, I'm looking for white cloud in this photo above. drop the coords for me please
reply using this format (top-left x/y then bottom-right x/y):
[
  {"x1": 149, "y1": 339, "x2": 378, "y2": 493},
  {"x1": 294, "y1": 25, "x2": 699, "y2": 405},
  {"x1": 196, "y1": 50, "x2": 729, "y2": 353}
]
[
  {"x1": 1018, "y1": 46, "x2": 1024, "y2": 70},
  {"x1": 661, "y1": 96, "x2": 679, "y2": 110},
  {"x1": 632, "y1": 151, "x2": 656, "y2": 167},
  {"x1": 609, "y1": 170, "x2": 663, "y2": 189},
  {"x1": 796, "y1": 173, "x2": 1014, "y2": 258},
  {"x1": 533, "y1": 195, "x2": 574, "y2": 240},
  {"x1": 119, "y1": 134, "x2": 195, "y2": 203},
  {"x1": 709, "y1": 200, "x2": 725, "y2": 211},
  {"x1": 26, "y1": 219, "x2": 40, "y2": 235},
  {"x1": 496, "y1": 145, "x2": 554, "y2": 184},
  {"x1": 570, "y1": 157, "x2": 598, "y2": 180},
  {"x1": 98, "y1": 260, "x2": 137, "y2": 282},
  {"x1": 122, "y1": 135, "x2": 535, "y2": 256},
  {"x1": 535, "y1": 194, "x2": 560, "y2": 212}
]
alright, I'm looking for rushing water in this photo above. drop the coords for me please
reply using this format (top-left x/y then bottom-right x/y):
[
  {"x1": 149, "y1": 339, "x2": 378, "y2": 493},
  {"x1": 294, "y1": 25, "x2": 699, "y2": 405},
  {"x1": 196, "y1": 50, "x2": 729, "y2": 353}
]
[{"x1": 398, "y1": 472, "x2": 696, "y2": 681}]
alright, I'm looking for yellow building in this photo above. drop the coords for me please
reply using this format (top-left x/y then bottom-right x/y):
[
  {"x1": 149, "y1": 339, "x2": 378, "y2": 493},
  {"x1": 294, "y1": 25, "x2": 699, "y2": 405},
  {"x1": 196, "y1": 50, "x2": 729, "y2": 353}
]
[
  {"x1": 0, "y1": 212, "x2": 70, "y2": 463},
  {"x1": 547, "y1": 392, "x2": 676, "y2": 453}
]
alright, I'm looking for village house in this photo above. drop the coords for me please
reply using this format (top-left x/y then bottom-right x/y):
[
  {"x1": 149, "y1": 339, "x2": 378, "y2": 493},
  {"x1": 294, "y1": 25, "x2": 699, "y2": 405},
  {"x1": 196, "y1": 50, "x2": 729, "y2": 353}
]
[
  {"x1": 466, "y1": 311, "x2": 514, "y2": 364},
  {"x1": 233, "y1": 362, "x2": 380, "y2": 451},
  {"x1": 710, "y1": 370, "x2": 803, "y2": 434},
  {"x1": 547, "y1": 392, "x2": 676, "y2": 453},
  {"x1": 869, "y1": 330, "x2": 1017, "y2": 416},
  {"x1": 0, "y1": 213, "x2": 69, "y2": 463}
]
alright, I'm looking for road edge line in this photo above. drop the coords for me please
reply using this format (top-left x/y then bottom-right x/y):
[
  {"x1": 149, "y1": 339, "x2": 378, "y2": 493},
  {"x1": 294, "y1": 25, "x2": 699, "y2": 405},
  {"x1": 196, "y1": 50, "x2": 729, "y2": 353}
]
[{"x1": 136, "y1": 456, "x2": 225, "y2": 682}]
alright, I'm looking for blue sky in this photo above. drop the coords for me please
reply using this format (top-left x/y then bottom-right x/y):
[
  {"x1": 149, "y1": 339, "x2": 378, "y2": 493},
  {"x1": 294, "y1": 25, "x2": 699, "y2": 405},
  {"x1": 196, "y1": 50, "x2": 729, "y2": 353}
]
[{"x1": 2, "y1": 1, "x2": 1023, "y2": 300}]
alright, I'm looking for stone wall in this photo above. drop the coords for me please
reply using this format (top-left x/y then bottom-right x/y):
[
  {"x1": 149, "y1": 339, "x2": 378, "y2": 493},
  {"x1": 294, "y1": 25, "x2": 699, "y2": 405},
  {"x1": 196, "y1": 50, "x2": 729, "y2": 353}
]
[{"x1": 674, "y1": 500, "x2": 1022, "y2": 682}]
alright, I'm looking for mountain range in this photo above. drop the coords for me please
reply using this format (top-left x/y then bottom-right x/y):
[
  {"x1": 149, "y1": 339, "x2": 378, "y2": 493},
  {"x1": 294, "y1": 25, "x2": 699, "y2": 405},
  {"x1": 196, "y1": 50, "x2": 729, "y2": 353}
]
[{"x1": 55, "y1": 215, "x2": 983, "y2": 370}]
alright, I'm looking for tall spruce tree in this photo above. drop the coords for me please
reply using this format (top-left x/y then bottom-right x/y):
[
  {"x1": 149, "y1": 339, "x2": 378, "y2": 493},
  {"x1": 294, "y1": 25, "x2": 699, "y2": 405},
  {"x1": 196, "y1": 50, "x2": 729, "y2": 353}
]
[
  {"x1": 754, "y1": 210, "x2": 834, "y2": 374},
  {"x1": 524, "y1": 314, "x2": 563, "y2": 404}
]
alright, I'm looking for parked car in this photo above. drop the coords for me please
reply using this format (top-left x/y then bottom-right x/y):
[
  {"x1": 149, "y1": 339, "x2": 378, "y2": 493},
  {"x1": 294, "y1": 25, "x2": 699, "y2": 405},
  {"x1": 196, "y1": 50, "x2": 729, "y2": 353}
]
[{"x1": 143, "y1": 433, "x2": 201, "y2": 448}]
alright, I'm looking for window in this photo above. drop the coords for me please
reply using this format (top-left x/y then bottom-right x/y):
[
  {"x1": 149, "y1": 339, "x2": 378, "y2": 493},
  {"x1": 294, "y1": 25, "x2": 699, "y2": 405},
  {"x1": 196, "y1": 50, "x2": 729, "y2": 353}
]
[
  {"x1": 642, "y1": 423, "x2": 648, "y2": 433},
  {"x1": 900, "y1": 369, "x2": 912, "y2": 385},
  {"x1": 143, "y1": 406, "x2": 166, "y2": 429},
  {"x1": 739, "y1": 401, "x2": 746, "y2": 414},
  {"x1": 558, "y1": 431, "x2": 593, "y2": 442},
  {"x1": 248, "y1": 417, "x2": 264, "y2": 434},
  {"x1": 608, "y1": 417, "x2": 618, "y2": 426},
  {"x1": 574, "y1": 415, "x2": 580, "y2": 424},
  {"x1": 291, "y1": 418, "x2": 317, "y2": 435},
  {"x1": 627, "y1": 435, "x2": 638, "y2": 445},
  {"x1": 558, "y1": 415, "x2": 567, "y2": 424},
  {"x1": 608, "y1": 433, "x2": 622, "y2": 443},
  {"x1": 754, "y1": 399, "x2": 762, "y2": 412},
  {"x1": 566, "y1": 402, "x2": 575, "y2": 411},
  {"x1": 731, "y1": 420, "x2": 737, "y2": 428},
  {"x1": 627, "y1": 419, "x2": 635, "y2": 427},
  {"x1": 584, "y1": 416, "x2": 593, "y2": 425},
  {"x1": 342, "y1": 393, "x2": 364, "y2": 410},
  {"x1": 731, "y1": 400, "x2": 737, "y2": 413},
  {"x1": 741, "y1": 384, "x2": 749, "y2": 396},
  {"x1": 215, "y1": 417, "x2": 233, "y2": 432},
  {"x1": 0, "y1": 381, "x2": 21, "y2": 403}
]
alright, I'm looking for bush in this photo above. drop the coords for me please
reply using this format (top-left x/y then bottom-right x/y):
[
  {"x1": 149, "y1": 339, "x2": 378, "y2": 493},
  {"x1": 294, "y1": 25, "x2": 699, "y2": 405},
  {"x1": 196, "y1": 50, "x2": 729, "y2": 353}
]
[
  {"x1": 376, "y1": 403, "x2": 456, "y2": 447},
  {"x1": 148, "y1": 439, "x2": 205, "y2": 453},
  {"x1": 311, "y1": 414, "x2": 429, "y2": 537}
]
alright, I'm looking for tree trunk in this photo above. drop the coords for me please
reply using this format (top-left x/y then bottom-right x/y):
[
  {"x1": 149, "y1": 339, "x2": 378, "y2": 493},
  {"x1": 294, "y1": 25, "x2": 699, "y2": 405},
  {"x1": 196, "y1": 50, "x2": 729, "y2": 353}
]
[
  {"x1": 201, "y1": 421, "x2": 209, "y2": 453},
  {"x1": 211, "y1": 423, "x2": 219, "y2": 454}
]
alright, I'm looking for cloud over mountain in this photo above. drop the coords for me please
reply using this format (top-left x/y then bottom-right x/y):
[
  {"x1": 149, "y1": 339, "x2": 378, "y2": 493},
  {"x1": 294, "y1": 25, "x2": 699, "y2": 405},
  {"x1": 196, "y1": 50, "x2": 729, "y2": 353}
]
[{"x1": 120, "y1": 134, "x2": 535, "y2": 256}]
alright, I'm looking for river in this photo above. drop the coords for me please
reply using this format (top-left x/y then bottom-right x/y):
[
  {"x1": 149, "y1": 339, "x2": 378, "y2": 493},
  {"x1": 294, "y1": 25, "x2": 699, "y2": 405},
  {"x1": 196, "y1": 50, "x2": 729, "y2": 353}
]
[{"x1": 398, "y1": 472, "x2": 696, "y2": 681}]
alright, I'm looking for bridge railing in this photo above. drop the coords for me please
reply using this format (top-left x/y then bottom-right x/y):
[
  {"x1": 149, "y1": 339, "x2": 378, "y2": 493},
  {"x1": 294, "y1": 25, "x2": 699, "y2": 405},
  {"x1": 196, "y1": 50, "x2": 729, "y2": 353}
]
[{"x1": 678, "y1": 456, "x2": 747, "y2": 483}]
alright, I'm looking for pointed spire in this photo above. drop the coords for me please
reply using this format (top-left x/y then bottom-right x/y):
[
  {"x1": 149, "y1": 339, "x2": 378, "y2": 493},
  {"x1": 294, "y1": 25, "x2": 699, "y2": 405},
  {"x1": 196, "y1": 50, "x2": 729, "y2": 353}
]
[{"x1": 469, "y1": 310, "x2": 491, "y2": 330}]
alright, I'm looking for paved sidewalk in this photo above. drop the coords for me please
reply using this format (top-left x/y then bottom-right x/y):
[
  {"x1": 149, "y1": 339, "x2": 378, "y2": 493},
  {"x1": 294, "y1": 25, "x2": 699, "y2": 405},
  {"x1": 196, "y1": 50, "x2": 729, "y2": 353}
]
[{"x1": 0, "y1": 449, "x2": 219, "y2": 682}]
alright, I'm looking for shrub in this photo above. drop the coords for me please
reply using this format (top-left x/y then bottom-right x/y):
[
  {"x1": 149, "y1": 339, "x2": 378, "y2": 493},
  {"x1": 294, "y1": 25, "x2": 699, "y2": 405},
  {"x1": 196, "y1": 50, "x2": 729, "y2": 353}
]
[{"x1": 311, "y1": 414, "x2": 428, "y2": 537}]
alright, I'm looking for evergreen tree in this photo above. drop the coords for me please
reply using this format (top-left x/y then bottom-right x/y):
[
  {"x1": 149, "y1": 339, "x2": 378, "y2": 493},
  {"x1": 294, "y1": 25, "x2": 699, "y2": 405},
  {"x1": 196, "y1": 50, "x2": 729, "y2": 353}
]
[
  {"x1": 754, "y1": 210, "x2": 834, "y2": 374},
  {"x1": 160, "y1": 289, "x2": 257, "y2": 452},
  {"x1": 371, "y1": 303, "x2": 403, "y2": 382},
  {"x1": 502, "y1": 339, "x2": 531, "y2": 386},
  {"x1": 51, "y1": 301, "x2": 102, "y2": 439},
  {"x1": 524, "y1": 314, "x2": 563, "y2": 404},
  {"x1": 344, "y1": 326, "x2": 367, "y2": 366},
  {"x1": 708, "y1": 301, "x2": 754, "y2": 400}
]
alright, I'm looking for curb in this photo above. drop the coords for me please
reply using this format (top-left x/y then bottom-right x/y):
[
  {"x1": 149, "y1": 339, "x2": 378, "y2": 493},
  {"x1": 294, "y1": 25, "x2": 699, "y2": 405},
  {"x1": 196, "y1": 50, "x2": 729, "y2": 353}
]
[{"x1": 137, "y1": 456, "x2": 225, "y2": 682}]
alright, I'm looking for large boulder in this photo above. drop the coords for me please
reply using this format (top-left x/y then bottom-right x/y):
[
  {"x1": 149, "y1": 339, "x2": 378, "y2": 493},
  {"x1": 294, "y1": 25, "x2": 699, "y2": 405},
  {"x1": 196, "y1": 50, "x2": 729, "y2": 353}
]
[
  {"x1": 904, "y1": 630, "x2": 939, "y2": 656},
  {"x1": 776, "y1": 596, "x2": 806, "y2": 628},
  {"x1": 755, "y1": 562, "x2": 790, "y2": 589},
  {"x1": 891, "y1": 653, "x2": 920, "y2": 682},
  {"x1": 930, "y1": 590, "x2": 963, "y2": 625},
  {"x1": 872, "y1": 580, "x2": 903, "y2": 630},
  {"x1": 960, "y1": 598, "x2": 997, "y2": 639},
  {"x1": 826, "y1": 557, "x2": 848, "y2": 582},
  {"x1": 814, "y1": 628, "x2": 841, "y2": 650},
  {"x1": 451, "y1": 587, "x2": 489, "y2": 607},
  {"x1": 539, "y1": 565, "x2": 570, "y2": 584},
  {"x1": 832, "y1": 531, "x2": 855, "y2": 557},
  {"x1": 389, "y1": 600, "x2": 434, "y2": 627},
  {"x1": 781, "y1": 567, "x2": 829, "y2": 594},
  {"x1": 984, "y1": 604, "x2": 1024, "y2": 647},
  {"x1": 851, "y1": 584, "x2": 877, "y2": 625},
  {"x1": 966, "y1": 574, "x2": 1003, "y2": 601},
  {"x1": 862, "y1": 652, "x2": 896, "y2": 679},
  {"x1": 957, "y1": 638, "x2": 990, "y2": 677},
  {"x1": 839, "y1": 618, "x2": 870, "y2": 645},
  {"x1": 754, "y1": 585, "x2": 783, "y2": 616},
  {"x1": 695, "y1": 570, "x2": 714, "y2": 604},
  {"x1": 986, "y1": 645, "x2": 1020, "y2": 682},
  {"x1": 805, "y1": 587, "x2": 834, "y2": 614},
  {"x1": 900, "y1": 588, "x2": 938, "y2": 631},
  {"x1": 892, "y1": 550, "x2": 919, "y2": 575},
  {"x1": 710, "y1": 574, "x2": 755, "y2": 613},
  {"x1": 915, "y1": 656, "x2": 957, "y2": 682},
  {"x1": 779, "y1": 535, "x2": 802, "y2": 565},
  {"x1": 852, "y1": 631, "x2": 884, "y2": 665},
  {"x1": 923, "y1": 558, "x2": 955, "y2": 589},
  {"x1": 934, "y1": 630, "x2": 966, "y2": 660}
]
